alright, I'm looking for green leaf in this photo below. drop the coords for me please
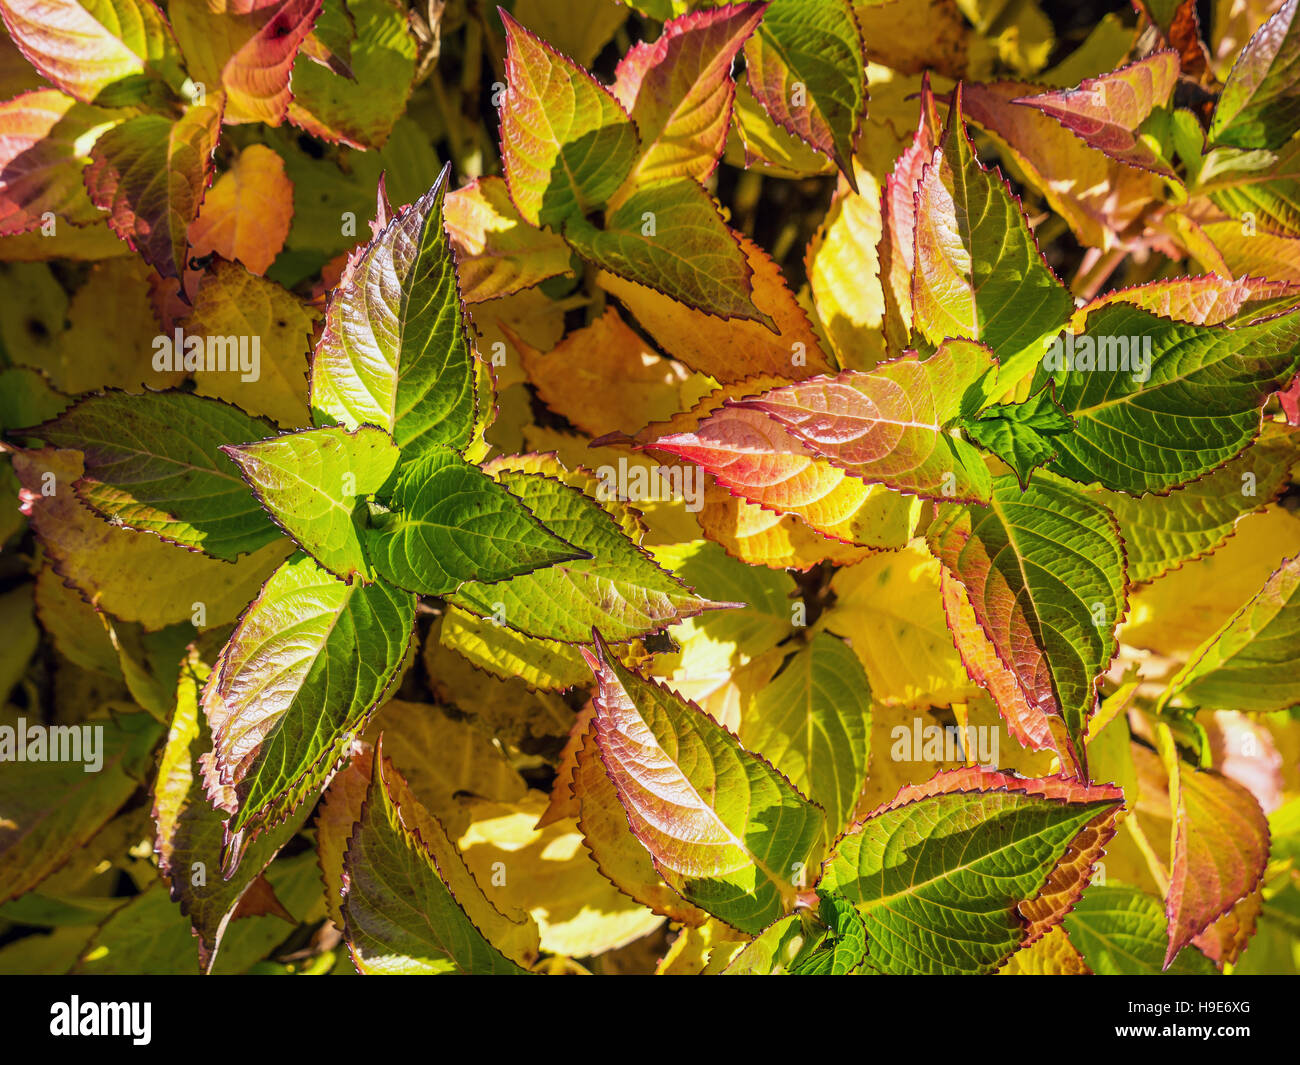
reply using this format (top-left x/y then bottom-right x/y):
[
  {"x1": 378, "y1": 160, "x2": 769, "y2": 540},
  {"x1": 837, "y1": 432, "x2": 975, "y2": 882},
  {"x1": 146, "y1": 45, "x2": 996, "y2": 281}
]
[
  {"x1": 927, "y1": 474, "x2": 1127, "y2": 774},
  {"x1": 1209, "y1": 0, "x2": 1300, "y2": 150},
  {"x1": 309, "y1": 165, "x2": 479, "y2": 457},
  {"x1": 0, "y1": 0, "x2": 188, "y2": 106},
  {"x1": 224, "y1": 424, "x2": 400, "y2": 582},
  {"x1": 1162, "y1": 554, "x2": 1300, "y2": 712},
  {"x1": 820, "y1": 768, "x2": 1123, "y2": 974},
  {"x1": 0, "y1": 709, "x2": 162, "y2": 903},
  {"x1": 742, "y1": 0, "x2": 866, "y2": 187},
  {"x1": 583, "y1": 633, "x2": 826, "y2": 934},
  {"x1": 563, "y1": 178, "x2": 768, "y2": 326},
  {"x1": 1063, "y1": 885, "x2": 1216, "y2": 975},
  {"x1": 340, "y1": 743, "x2": 529, "y2": 974},
  {"x1": 82, "y1": 103, "x2": 222, "y2": 281},
  {"x1": 33, "y1": 391, "x2": 281, "y2": 562},
  {"x1": 1090, "y1": 423, "x2": 1297, "y2": 584},
  {"x1": 912, "y1": 86, "x2": 1073, "y2": 383},
  {"x1": 446, "y1": 454, "x2": 719, "y2": 643},
  {"x1": 153, "y1": 652, "x2": 317, "y2": 971},
  {"x1": 787, "y1": 892, "x2": 869, "y2": 975},
  {"x1": 961, "y1": 382, "x2": 1075, "y2": 488},
  {"x1": 1037, "y1": 303, "x2": 1300, "y2": 495},
  {"x1": 365, "y1": 447, "x2": 587, "y2": 597},
  {"x1": 498, "y1": 9, "x2": 640, "y2": 228},
  {"x1": 203, "y1": 552, "x2": 414, "y2": 841},
  {"x1": 738, "y1": 632, "x2": 871, "y2": 839}
]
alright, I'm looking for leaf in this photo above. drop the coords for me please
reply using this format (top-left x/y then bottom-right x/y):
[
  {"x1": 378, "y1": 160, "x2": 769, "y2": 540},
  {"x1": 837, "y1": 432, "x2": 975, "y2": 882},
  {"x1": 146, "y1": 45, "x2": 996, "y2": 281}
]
[
  {"x1": 610, "y1": 2, "x2": 766, "y2": 185},
  {"x1": 570, "y1": 714, "x2": 710, "y2": 925},
  {"x1": 286, "y1": 0, "x2": 416, "y2": 149},
  {"x1": 598, "y1": 231, "x2": 832, "y2": 382},
  {"x1": 583, "y1": 632, "x2": 825, "y2": 934},
  {"x1": 1076, "y1": 273, "x2": 1300, "y2": 327},
  {"x1": 498, "y1": 9, "x2": 639, "y2": 229},
  {"x1": 183, "y1": 260, "x2": 319, "y2": 428},
  {"x1": 153, "y1": 652, "x2": 317, "y2": 971},
  {"x1": 1163, "y1": 554, "x2": 1300, "y2": 712},
  {"x1": 0, "y1": 710, "x2": 162, "y2": 903},
  {"x1": 806, "y1": 172, "x2": 886, "y2": 370},
  {"x1": 340, "y1": 743, "x2": 530, "y2": 974},
  {"x1": 1211, "y1": 0, "x2": 1300, "y2": 149},
  {"x1": 960, "y1": 382, "x2": 1075, "y2": 488},
  {"x1": 443, "y1": 176, "x2": 572, "y2": 303},
  {"x1": 33, "y1": 390, "x2": 281, "y2": 561},
  {"x1": 728, "y1": 340, "x2": 999, "y2": 503},
  {"x1": 738, "y1": 632, "x2": 871, "y2": 837},
  {"x1": 927, "y1": 474, "x2": 1128, "y2": 775},
  {"x1": 819, "y1": 541, "x2": 984, "y2": 710},
  {"x1": 1064, "y1": 884, "x2": 1216, "y2": 974},
  {"x1": 646, "y1": 402, "x2": 921, "y2": 548},
  {"x1": 913, "y1": 88, "x2": 1073, "y2": 382},
  {"x1": 1037, "y1": 303, "x2": 1300, "y2": 495},
  {"x1": 222, "y1": 0, "x2": 323, "y2": 125},
  {"x1": 13, "y1": 448, "x2": 291, "y2": 631},
  {"x1": 819, "y1": 767, "x2": 1123, "y2": 974},
  {"x1": 447, "y1": 453, "x2": 718, "y2": 643},
  {"x1": 365, "y1": 447, "x2": 586, "y2": 597},
  {"x1": 515, "y1": 306, "x2": 714, "y2": 438},
  {"x1": 742, "y1": 0, "x2": 866, "y2": 185},
  {"x1": 0, "y1": 0, "x2": 186, "y2": 106},
  {"x1": 564, "y1": 178, "x2": 767, "y2": 327},
  {"x1": 1012, "y1": 51, "x2": 1180, "y2": 176},
  {"x1": 998, "y1": 925, "x2": 1090, "y2": 974},
  {"x1": 224, "y1": 424, "x2": 399, "y2": 583},
  {"x1": 202, "y1": 551, "x2": 415, "y2": 839},
  {"x1": 83, "y1": 102, "x2": 223, "y2": 281},
  {"x1": 787, "y1": 892, "x2": 869, "y2": 975},
  {"x1": 0, "y1": 90, "x2": 117, "y2": 235},
  {"x1": 1092, "y1": 424, "x2": 1297, "y2": 585},
  {"x1": 439, "y1": 606, "x2": 590, "y2": 692},
  {"x1": 309, "y1": 166, "x2": 479, "y2": 455},
  {"x1": 188, "y1": 144, "x2": 294, "y2": 275}
]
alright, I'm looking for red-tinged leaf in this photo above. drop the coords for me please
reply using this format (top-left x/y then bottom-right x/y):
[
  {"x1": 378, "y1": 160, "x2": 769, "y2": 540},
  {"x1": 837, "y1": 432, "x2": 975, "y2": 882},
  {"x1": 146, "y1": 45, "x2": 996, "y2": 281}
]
[
  {"x1": 1075, "y1": 273, "x2": 1300, "y2": 327},
  {"x1": 565, "y1": 177, "x2": 769, "y2": 327},
  {"x1": 1279, "y1": 372, "x2": 1300, "y2": 425},
  {"x1": 83, "y1": 101, "x2": 222, "y2": 281},
  {"x1": 1210, "y1": 0, "x2": 1300, "y2": 149},
  {"x1": 0, "y1": 0, "x2": 187, "y2": 107},
  {"x1": 610, "y1": 2, "x2": 766, "y2": 185},
  {"x1": 222, "y1": 0, "x2": 322, "y2": 125},
  {"x1": 912, "y1": 85, "x2": 1073, "y2": 378},
  {"x1": 443, "y1": 176, "x2": 572, "y2": 303},
  {"x1": 742, "y1": 0, "x2": 866, "y2": 188},
  {"x1": 583, "y1": 632, "x2": 826, "y2": 934},
  {"x1": 499, "y1": 9, "x2": 639, "y2": 228},
  {"x1": 927, "y1": 475, "x2": 1129, "y2": 778},
  {"x1": 820, "y1": 767, "x2": 1123, "y2": 973},
  {"x1": 878, "y1": 73, "x2": 940, "y2": 349},
  {"x1": 960, "y1": 79, "x2": 1167, "y2": 253},
  {"x1": 1132, "y1": 745, "x2": 1271, "y2": 968},
  {"x1": 0, "y1": 89, "x2": 118, "y2": 234},
  {"x1": 1012, "y1": 51, "x2": 1181, "y2": 177},
  {"x1": 1192, "y1": 887, "x2": 1263, "y2": 969},
  {"x1": 726, "y1": 340, "x2": 998, "y2": 503},
  {"x1": 644, "y1": 403, "x2": 920, "y2": 548}
]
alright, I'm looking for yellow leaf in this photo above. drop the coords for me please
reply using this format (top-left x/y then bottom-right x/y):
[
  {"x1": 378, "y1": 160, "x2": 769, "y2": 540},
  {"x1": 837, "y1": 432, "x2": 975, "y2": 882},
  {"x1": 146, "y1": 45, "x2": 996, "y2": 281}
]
[
  {"x1": 456, "y1": 791, "x2": 665, "y2": 958},
  {"x1": 188, "y1": 145, "x2": 294, "y2": 276},
  {"x1": 999, "y1": 925, "x2": 1090, "y2": 974},
  {"x1": 820, "y1": 540, "x2": 983, "y2": 709}
]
